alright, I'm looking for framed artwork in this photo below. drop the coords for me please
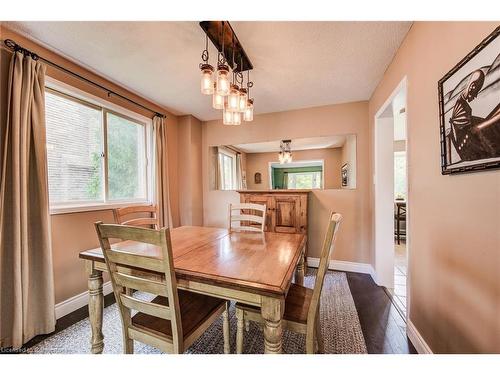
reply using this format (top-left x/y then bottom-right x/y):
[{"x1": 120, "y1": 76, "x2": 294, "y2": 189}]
[
  {"x1": 254, "y1": 172, "x2": 262, "y2": 184},
  {"x1": 341, "y1": 163, "x2": 348, "y2": 187},
  {"x1": 438, "y1": 26, "x2": 500, "y2": 175}
]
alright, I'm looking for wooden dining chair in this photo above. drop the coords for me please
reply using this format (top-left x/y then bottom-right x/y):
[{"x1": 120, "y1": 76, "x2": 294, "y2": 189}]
[
  {"x1": 234, "y1": 212, "x2": 342, "y2": 354},
  {"x1": 228, "y1": 203, "x2": 267, "y2": 232},
  {"x1": 94, "y1": 222, "x2": 230, "y2": 354},
  {"x1": 113, "y1": 204, "x2": 159, "y2": 229}
]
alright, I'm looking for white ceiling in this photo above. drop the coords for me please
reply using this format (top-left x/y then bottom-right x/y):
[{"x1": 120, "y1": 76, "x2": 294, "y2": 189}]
[
  {"x1": 234, "y1": 135, "x2": 347, "y2": 153},
  {"x1": 5, "y1": 21, "x2": 412, "y2": 121}
]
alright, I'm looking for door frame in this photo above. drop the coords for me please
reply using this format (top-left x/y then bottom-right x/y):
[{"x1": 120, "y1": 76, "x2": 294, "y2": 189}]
[{"x1": 373, "y1": 76, "x2": 410, "y2": 319}]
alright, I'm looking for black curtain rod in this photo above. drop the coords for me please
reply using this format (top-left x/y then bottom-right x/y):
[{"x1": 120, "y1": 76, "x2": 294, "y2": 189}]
[{"x1": 3, "y1": 39, "x2": 166, "y2": 119}]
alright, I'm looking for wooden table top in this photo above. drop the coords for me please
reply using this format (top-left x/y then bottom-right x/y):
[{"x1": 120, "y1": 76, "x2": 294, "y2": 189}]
[{"x1": 80, "y1": 226, "x2": 306, "y2": 297}]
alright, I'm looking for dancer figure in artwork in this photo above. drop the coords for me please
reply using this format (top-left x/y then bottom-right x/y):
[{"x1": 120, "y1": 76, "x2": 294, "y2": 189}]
[{"x1": 449, "y1": 69, "x2": 500, "y2": 161}]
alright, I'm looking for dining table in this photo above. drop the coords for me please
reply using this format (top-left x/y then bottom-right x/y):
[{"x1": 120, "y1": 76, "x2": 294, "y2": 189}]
[{"x1": 79, "y1": 225, "x2": 307, "y2": 354}]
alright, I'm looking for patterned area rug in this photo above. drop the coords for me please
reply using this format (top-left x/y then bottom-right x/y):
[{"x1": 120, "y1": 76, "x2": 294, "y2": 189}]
[{"x1": 28, "y1": 270, "x2": 367, "y2": 354}]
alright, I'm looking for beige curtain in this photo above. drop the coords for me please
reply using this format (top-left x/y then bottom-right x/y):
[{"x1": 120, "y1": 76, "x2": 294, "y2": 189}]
[
  {"x1": 235, "y1": 153, "x2": 243, "y2": 190},
  {"x1": 153, "y1": 115, "x2": 172, "y2": 228},
  {"x1": 0, "y1": 51, "x2": 55, "y2": 349}
]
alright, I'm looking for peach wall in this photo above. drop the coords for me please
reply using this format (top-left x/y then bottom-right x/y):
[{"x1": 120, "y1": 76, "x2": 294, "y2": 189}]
[
  {"x1": 368, "y1": 22, "x2": 500, "y2": 352},
  {"x1": 0, "y1": 27, "x2": 180, "y2": 304},
  {"x1": 245, "y1": 148, "x2": 342, "y2": 190},
  {"x1": 202, "y1": 102, "x2": 371, "y2": 262}
]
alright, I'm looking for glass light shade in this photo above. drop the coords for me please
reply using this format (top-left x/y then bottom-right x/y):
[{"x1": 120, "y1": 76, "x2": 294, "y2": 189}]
[
  {"x1": 279, "y1": 151, "x2": 292, "y2": 164},
  {"x1": 233, "y1": 111, "x2": 242, "y2": 125},
  {"x1": 216, "y1": 65, "x2": 230, "y2": 96},
  {"x1": 244, "y1": 99, "x2": 254, "y2": 121},
  {"x1": 223, "y1": 109, "x2": 234, "y2": 125},
  {"x1": 212, "y1": 84, "x2": 225, "y2": 110},
  {"x1": 227, "y1": 84, "x2": 240, "y2": 112},
  {"x1": 238, "y1": 88, "x2": 248, "y2": 112},
  {"x1": 200, "y1": 65, "x2": 214, "y2": 95}
]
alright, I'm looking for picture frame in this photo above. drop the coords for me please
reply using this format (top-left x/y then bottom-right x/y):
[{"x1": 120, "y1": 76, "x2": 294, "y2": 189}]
[
  {"x1": 254, "y1": 172, "x2": 262, "y2": 184},
  {"x1": 438, "y1": 26, "x2": 500, "y2": 175}
]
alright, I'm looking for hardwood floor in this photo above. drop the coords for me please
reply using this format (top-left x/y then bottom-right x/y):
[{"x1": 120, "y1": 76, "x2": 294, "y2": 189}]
[
  {"x1": 13, "y1": 271, "x2": 416, "y2": 354},
  {"x1": 346, "y1": 271, "x2": 417, "y2": 354}
]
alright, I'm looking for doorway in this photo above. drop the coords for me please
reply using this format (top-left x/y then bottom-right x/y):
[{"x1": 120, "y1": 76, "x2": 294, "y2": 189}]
[{"x1": 374, "y1": 78, "x2": 408, "y2": 318}]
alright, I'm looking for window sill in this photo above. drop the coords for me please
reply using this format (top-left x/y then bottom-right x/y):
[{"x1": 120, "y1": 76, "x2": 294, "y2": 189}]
[{"x1": 50, "y1": 201, "x2": 151, "y2": 215}]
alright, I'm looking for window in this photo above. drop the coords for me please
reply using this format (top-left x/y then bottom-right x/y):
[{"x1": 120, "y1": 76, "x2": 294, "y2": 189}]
[
  {"x1": 45, "y1": 86, "x2": 151, "y2": 212},
  {"x1": 218, "y1": 149, "x2": 236, "y2": 190},
  {"x1": 287, "y1": 171, "x2": 322, "y2": 189},
  {"x1": 394, "y1": 151, "x2": 407, "y2": 199}
]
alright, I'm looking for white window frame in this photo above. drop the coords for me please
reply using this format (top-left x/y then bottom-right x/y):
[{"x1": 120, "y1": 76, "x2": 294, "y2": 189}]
[
  {"x1": 45, "y1": 77, "x2": 154, "y2": 215},
  {"x1": 218, "y1": 147, "x2": 237, "y2": 190}
]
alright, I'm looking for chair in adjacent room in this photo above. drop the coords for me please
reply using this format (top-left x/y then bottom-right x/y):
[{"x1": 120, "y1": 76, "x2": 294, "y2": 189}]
[
  {"x1": 114, "y1": 204, "x2": 159, "y2": 229},
  {"x1": 234, "y1": 212, "x2": 342, "y2": 354},
  {"x1": 94, "y1": 222, "x2": 230, "y2": 354}
]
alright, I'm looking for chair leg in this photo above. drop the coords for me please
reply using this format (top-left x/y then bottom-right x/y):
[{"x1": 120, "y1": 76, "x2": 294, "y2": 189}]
[
  {"x1": 315, "y1": 313, "x2": 324, "y2": 354},
  {"x1": 222, "y1": 301, "x2": 230, "y2": 354},
  {"x1": 124, "y1": 337, "x2": 134, "y2": 354},
  {"x1": 236, "y1": 307, "x2": 244, "y2": 354}
]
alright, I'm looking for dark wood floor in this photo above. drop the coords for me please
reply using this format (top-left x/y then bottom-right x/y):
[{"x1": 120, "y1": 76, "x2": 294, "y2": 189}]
[
  {"x1": 11, "y1": 271, "x2": 416, "y2": 354},
  {"x1": 346, "y1": 272, "x2": 417, "y2": 354}
]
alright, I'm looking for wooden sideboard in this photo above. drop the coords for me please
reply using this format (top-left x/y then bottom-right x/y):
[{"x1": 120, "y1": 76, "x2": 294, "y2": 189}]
[{"x1": 237, "y1": 190, "x2": 310, "y2": 235}]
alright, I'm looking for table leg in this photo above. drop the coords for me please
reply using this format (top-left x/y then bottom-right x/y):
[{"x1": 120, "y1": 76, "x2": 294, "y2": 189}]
[
  {"x1": 261, "y1": 296, "x2": 284, "y2": 354},
  {"x1": 295, "y1": 251, "x2": 305, "y2": 286},
  {"x1": 222, "y1": 301, "x2": 230, "y2": 354},
  {"x1": 87, "y1": 264, "x2": 104, "y2": 354}
]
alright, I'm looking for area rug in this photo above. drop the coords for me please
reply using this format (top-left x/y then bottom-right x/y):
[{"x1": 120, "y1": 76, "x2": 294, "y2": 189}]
[{"x1": 28, "y1": 270, "x2": 367, "y2": 354}]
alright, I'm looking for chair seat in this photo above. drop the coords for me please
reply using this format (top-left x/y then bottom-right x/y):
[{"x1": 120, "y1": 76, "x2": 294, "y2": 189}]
[
  {"x1": 132, "y1": 290, "x2": 226, "y2": 339},
  {"x1": 236, "y1": 283, "x2": 313, "y2": 325}
]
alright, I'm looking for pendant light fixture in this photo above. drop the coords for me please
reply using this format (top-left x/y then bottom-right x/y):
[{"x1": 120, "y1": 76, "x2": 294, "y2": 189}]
[
  {"x1": 212, "y1": 83, "x2": 225, "y2": 109},
  {"x1": 199, "y1": 35, "x2": 214, "y2": 95},
  {"x1": 279, "y1": 140, "x2": 292, "y2": 164},
  {"x1": 233, "y1": 111, "x2": 242, "y2": 125},
  {"x1": 223, "y1": 109, "x2": 234, "y2": 125},
  {"x1": 215, "y1": 22, "x2": 230, "y2": 97},
  {"x1": 244, "y1": 98, "x2": 254, "y2": 122},
  {"x1": 199, "y1": 21, "x2": 255, "y2": 124},
  {"x1": 227, "y1": 83, "x2": 240, "y2": 112},
  {"x1": 226, "y1": 35, "x2": 241, "y2": 114},
  {"x1": 244, "y1": 70, "x2": 254, "y2": 121}
]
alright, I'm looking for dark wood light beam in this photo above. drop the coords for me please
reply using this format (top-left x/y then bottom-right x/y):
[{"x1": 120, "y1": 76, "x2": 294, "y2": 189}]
[{"x1": 199, "y1": 21, "x2": 254, "y2": 72}]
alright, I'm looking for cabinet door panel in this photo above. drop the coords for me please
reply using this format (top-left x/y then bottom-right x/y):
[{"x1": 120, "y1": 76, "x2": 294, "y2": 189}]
[{"x1": 274, "y1": 196, "x2": 300, "y2": 233}]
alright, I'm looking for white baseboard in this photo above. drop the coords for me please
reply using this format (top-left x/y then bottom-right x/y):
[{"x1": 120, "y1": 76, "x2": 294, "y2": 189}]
[
  {"x1": 307, "y1": 257, "x2": 375, "y2": 278},
  {"x1": 55, "y1": 281, "x2": 113, "y2": 320},
  {"x1": 407, "y1": 319, "x2": 433, "y2": 354}
]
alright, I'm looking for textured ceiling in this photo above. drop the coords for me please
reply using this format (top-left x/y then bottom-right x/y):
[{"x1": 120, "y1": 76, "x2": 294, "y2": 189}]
[{"x1": 5, "y1": 21, "x2": 412, "y2": 121}]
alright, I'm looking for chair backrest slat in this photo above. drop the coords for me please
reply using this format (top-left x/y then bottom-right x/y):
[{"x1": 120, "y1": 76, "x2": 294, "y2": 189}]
[
  {"x1": 106, "y1": 250, "x2": 164, "y2": 273},
  {"x1": 98, "y1": 224, "x2": 162, "y2": 246},
  {"x1": 114, "y1": 204, "x2": 159, "y2": 229},
  {"x1": 114, "y1": 272, "x2": 169, "y2": 296},
  {"x1": 120, "y1": 294, "x2": 171, "y2": 320},
  {"x1": 94, "y1": 222, "x2": 184, "y2": 352},
  {"x1": 121, "y1": 218, "x2": 159, "y2": 228},
  {"x1": 229, "y1": 203, "x2": 267, "y2": 233},
  {"x1": 230, "y1": 214, "x2": 264, "y2": 224},
  {"x1": 307, "y1": 212, "x2": 342, "y2": 324}
]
